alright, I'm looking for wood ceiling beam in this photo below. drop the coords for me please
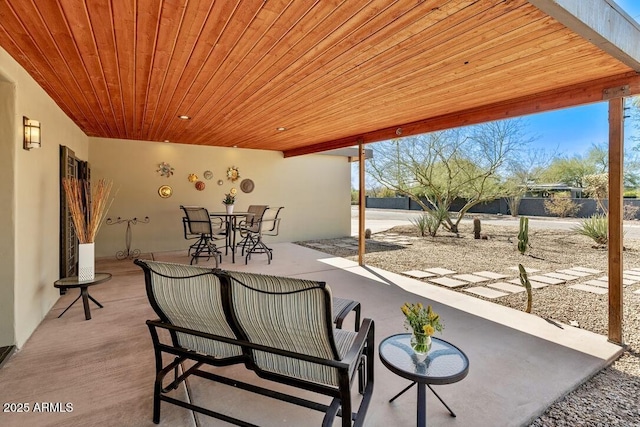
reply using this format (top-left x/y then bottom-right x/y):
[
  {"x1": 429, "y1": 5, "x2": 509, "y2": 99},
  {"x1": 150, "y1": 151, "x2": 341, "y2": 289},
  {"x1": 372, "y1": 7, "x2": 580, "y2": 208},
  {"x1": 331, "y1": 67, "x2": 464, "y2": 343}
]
[
  {"x1": 528, "y1": 0, "x2": 640, "y2": 71},
  {"x1": 283, "y1": 71, "x2": 640, "y2": 157}
]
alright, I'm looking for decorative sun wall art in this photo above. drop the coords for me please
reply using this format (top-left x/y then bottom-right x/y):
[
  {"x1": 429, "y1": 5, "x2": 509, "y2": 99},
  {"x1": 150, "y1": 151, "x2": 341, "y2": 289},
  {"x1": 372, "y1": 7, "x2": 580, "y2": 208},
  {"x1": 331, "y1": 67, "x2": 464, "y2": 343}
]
[
  {"x1": 157, "y1": 162, "x2": 174, "y2": 177},
  {"x1": 226, "y1": 166, "x2": 240, "y2": 182}
]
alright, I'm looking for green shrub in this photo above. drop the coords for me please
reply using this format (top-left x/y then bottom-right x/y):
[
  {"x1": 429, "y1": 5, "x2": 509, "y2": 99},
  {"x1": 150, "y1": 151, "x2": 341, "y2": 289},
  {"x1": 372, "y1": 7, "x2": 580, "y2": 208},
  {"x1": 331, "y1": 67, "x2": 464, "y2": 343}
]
[
  {"x1": 573, "y1": 214, "x2": 608, "y2": 245},
  {"x1": 624, "y1": 203, "x2": 640, "y2": 220},
  {"x1": 543, "y1": 192, "x2": 580, "y2": 218},
  {"x1": 411, "y1": 206, "x2": 448, "y2": 237}
]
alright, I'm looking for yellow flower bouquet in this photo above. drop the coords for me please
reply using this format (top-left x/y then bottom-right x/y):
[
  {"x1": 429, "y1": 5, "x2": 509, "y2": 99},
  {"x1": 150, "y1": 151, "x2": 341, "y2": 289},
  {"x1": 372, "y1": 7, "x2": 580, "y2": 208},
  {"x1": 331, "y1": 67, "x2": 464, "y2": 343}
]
[{"x1": 401, "y1": 302, "x2": 444, "y2": 354}]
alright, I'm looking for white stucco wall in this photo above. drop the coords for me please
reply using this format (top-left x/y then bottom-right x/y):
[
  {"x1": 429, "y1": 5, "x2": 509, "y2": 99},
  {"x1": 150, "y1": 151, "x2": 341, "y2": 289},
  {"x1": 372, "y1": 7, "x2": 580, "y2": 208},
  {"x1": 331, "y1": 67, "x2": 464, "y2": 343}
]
[
  {"x1": 0, "y1": 44, "x2": 351, "y2": 349},
  {"x1": 0, "y1": 47, "x2": 89, "y2": 348},
  {"x1": 89, "y1": 138, "x2": 351, "y2": 258}
]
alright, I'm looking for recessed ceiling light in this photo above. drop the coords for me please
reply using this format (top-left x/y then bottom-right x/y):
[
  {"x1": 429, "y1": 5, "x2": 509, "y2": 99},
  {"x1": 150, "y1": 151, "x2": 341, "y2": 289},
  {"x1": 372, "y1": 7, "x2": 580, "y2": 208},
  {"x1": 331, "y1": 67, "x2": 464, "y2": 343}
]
[
  {"x1": 163, "y1": 140, "x2": 170, "y2": 143},
  {"x1": 276, "y1": 127, "x2": 286, "y2": 131},
  {"x1": 178, "y1": 115, "x2": 191, "y2": 120}
]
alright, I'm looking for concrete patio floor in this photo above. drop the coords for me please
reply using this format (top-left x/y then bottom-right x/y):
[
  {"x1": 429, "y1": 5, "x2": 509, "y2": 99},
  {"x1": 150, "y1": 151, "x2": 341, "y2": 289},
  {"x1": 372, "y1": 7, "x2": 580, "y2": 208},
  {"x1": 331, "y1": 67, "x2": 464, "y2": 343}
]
[{"x1": 0, "y1": 243, "x2": 623, "y2": 427}]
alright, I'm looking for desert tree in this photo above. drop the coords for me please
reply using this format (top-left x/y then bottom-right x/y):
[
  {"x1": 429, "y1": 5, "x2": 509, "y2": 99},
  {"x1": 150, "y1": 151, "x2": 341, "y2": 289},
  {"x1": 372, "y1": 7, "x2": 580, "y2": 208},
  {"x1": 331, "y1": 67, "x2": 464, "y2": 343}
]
[
  {"x1": 367, "y1": 118, "x2": 531, "y2": 233},
  {"x1": 503, "y1": 146, "x2": 556, "y2": 216}
]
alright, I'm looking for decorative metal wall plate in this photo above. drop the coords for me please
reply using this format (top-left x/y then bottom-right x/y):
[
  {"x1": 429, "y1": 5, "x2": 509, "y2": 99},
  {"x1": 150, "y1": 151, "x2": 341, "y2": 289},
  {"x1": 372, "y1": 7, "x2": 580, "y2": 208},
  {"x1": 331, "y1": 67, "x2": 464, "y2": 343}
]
[
  {"x1": 188, "y1": 173, "x2": 198, "y2": 182},
  {"x1": 203, "y1": 170, "x2": 213, "y2": 180},
  {"x1": 158, "y1": 185, "x2": 172, "y2": 198},
  {"x1": 157, "y1": 162, "x2": 174, "y2": 177},
  {"x1": 195, "y1": 181, "x2": 205, "y2": 191},
  {"x1": 240, "y1": 178, "x2": 254, "y2": 193}
]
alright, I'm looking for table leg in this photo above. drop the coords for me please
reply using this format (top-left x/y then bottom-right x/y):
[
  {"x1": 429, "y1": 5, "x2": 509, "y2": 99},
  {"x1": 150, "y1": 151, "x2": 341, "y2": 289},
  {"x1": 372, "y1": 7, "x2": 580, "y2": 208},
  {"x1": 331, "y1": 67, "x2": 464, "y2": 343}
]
[
  {"x1": 57, "y1": 293, "x2": 82, "y2": 318},
  {"x1": 81, "y1": 286, "x2": 92, "y2": 320},
  {"x1": 427, "y1": 384, "x2": 456, "y2": 417},
  {"x1": 88, "y1": 294, "x2": 104, "y2": 308},
  {"x1": 417, "y1": 382, "x2": 426, "y2": 427},
  {"x1": 390, "y1": 382, "x2": 456, "y2": 418},
  {"x1": 224, "y1": 217, "x2": 230, "y2": 256},
  {"x1": 389, "y1": 381, "x2": 416, "y2": 402},
  {"x1": 230, "y1": 216, "x2": 238, "y2": 263}
]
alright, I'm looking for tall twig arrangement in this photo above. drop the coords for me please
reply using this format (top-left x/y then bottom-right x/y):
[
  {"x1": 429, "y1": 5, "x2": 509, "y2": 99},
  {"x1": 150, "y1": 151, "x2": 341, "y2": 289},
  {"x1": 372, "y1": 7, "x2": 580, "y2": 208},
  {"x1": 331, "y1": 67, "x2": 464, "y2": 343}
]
[{"x1": 62, "y1": 178, "x2": 113, "y2": 243}]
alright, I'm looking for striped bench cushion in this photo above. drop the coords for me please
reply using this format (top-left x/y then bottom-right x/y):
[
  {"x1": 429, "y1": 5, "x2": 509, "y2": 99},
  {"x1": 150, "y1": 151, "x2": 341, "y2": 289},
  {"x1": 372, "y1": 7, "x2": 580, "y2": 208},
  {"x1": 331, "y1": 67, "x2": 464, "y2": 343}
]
[
  {"x1": 142, "y1": 260, "x2": 242, "y2": 359},
  {"x1": 225, "y1": 271, "x2": 358, "y2": 387}
]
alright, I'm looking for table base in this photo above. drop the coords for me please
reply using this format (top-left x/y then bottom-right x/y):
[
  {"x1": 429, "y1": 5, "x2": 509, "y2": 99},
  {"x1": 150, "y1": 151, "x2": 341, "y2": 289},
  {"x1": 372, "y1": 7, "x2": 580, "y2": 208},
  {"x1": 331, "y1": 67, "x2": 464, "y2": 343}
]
[
  {"x1": 57, "y1": 287, "x2": 104, "y2": 320},
  {"x1": 390, "y1": 381, "x2": 456, "y2": 427}
]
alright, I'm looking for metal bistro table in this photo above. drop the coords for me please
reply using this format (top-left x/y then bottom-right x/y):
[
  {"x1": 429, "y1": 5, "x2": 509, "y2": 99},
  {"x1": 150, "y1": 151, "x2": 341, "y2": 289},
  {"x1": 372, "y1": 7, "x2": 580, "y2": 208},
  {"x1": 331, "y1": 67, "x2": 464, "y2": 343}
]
[
  {"x1": 209, "y1": 211, "x2": 249, "y2": 263},
  {"x1": 53, "y1": 273, "x2": 112, "y2": 320},
  {"x1": 379, "y1": 333, "x2": 469, "y2": 427}
]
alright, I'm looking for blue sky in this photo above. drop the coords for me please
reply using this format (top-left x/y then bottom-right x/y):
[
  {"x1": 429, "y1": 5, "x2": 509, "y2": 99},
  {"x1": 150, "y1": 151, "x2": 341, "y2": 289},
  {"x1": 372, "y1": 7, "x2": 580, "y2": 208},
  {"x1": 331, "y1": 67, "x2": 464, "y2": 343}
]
[{"x1": 526, "y1": 0, "x2": 640, "y2": 156}]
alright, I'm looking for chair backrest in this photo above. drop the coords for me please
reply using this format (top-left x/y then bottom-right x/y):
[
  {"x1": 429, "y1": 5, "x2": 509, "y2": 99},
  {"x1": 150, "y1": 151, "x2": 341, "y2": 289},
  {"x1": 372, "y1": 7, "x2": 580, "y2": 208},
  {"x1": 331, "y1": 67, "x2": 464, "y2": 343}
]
[
  {"x1": 222, "y1": 271, "x2": 345, "y2": 386},
  {"x1": 261, "y1": 206, "x2": 283, "y2": 236},
  {"x1": 181, "y1": 205, "x2": 212, "y2": 235},
  {"x1": 135, "y1": 259, "x2": 242, "y2": 359},
  {"x1": 243, "y1": 205, "x2": 268, "y2": 231}
]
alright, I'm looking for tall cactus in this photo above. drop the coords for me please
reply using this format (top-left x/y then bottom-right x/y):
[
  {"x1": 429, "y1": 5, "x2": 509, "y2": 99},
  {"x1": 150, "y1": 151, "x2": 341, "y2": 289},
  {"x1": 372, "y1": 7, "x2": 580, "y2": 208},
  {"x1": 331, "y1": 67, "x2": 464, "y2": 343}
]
[
  {"x1": 518, "y1": 216, "x2": 529, "y2": 255},
  {"x1": 473, "y1": 218, "x2": 481, "y2": 239},
  {"x1": 518, "y1": 264, "x2": 533, "y2": 313}
]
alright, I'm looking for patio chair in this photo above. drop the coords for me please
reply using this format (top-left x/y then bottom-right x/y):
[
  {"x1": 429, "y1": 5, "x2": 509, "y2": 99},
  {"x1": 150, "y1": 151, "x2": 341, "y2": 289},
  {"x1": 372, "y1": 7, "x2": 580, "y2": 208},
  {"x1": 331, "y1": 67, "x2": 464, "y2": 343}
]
[
  {"x1": 180, "y1": 205, "x2": 225, "y2": 266},
  {"x1": 236, "y1": 206, "x2": 283, "y2": 264},
  {"x1": 221, "y1": 270, "x2": 375, "y2": 427},
  {"x1": 235, "y1": 204, "x2": 268, "y2": 260}
]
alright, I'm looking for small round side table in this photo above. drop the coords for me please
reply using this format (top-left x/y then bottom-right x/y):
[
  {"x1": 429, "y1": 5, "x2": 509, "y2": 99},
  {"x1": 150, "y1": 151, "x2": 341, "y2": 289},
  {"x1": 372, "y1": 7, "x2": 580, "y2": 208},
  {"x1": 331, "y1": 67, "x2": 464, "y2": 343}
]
[
  {"x1": 379, "y1": 333, "x2": 470, "y2": 427},
  {"x1": 54, "y1": 273, "x2": 112, "y2": 320}
]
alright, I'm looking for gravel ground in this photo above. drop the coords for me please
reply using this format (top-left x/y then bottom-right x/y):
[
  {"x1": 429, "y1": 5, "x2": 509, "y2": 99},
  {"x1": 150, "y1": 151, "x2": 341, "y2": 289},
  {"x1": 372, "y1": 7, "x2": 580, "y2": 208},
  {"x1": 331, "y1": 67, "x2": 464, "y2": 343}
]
[{"x1": 296, "y1": 221, "x2": 640, "y2": 427}]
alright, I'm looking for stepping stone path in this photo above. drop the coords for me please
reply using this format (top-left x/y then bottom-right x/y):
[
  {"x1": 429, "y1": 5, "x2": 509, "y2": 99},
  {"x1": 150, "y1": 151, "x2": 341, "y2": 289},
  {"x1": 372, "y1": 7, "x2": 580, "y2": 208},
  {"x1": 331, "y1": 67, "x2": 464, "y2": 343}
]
[
  {"x1": 507, "y1": 278, "x2": 550, "y2": 289},
  {"x1": 488, "y1": 282, "x2": 526, "y2": 294},
  {"x1": 508, "y1": 266, "x2": 540, "y2": 272},
  {"x1": 403, "y1": 270, "x2": 436, "y2": 279},
  {"x1": 545, "y1": 272, "x2": 581, "y2": 281},
  {"x1": 452, "y1": 274, "x2": 490, "y2": 283},
  {"x1": 557, "y1": 269, "x2": 593, "y2": 277},
  {"x1": 584, "y1": 279, "x2": 609, "y2": 288},
  {"x1": 398, "y1": 261, "x2": 637, "y2": 299},
  {"x1": 474, "y1": 271, "x2": 507, "y2": 280},
  {"x1": 429, "y1": 277, "x2": 467, "y2": 288},
  {"x1": 464, "y1": 287, "x2": 508, "y2": 298},
  {"x1": 372, "y1": 233, "x2": 418, "y2": 246},
  {"x1": 527, "y1": 275, "x2": 566, "y2": 285},
  {"x1": 425, "y1": 267, "x2": 456, "y2": 275},
  {"x1": 569, "y1": 284, "x2": 608, "y2": 295}
]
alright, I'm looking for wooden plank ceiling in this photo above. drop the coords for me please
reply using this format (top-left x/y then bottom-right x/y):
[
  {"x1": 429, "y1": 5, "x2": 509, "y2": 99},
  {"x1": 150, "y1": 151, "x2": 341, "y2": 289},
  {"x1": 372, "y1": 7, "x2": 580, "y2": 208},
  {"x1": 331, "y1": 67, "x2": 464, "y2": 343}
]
[{"x1": 0, "y1": 0, "x2": 638, "y2": 157}]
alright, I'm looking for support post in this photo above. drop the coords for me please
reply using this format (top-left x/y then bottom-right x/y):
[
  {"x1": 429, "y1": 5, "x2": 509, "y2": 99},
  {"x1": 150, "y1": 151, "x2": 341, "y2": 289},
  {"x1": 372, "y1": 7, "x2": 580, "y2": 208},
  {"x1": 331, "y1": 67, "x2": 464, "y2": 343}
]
[
  {"x1": 358, "y1": 141, "x2": 366, "y2": 266},
  {"x1": 608, "y1": 97, "x2": 624, "y2": 345}
]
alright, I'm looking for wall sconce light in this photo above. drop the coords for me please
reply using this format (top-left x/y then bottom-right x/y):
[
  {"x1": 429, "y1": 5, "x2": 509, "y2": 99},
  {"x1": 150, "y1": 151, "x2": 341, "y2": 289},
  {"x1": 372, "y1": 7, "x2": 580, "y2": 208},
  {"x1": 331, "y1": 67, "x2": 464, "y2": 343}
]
[{"x1": 23, "y1": 116, "x2": 41, "y2": 150}]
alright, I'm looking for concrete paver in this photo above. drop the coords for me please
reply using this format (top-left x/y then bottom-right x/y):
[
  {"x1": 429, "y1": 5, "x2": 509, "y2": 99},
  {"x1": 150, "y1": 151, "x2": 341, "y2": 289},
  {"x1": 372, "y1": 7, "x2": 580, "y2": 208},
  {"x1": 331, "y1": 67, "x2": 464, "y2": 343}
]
[
  {"x1": 429, "y1": 277, "x2": 467, "y2": 288},
  {"x1": 528, "y1": 275, "x2": 565, "y2": 285},
  {"x1": 557, "y1": 269, "x2": 593, "y2": 277},
  {"x1": 584, "y1": 280, "x2": 609, "y2": 288},
  {"x1": 508, "y1": 279, "x2": 549, "y2": 289},
  {"x1": 569, "y1": 284, "x2": 609, "y2": 294},
  {"x1": 453, "y1": 274, "x2": 490, "y2": 283},
  {"x1": 425, "y1": 267, "x2": 456, "y2": 275},
  {"x1": 570, "y1": 267, "x2": 603, "y2": 274},
  {"x1": 488, "y1": 282, "x2": 526, "y2": 294},
  {"x1": 474, "y1": 271, "x2": 508, "y2": 279},
  {"x1": 464, "y1": 286, "x2": 509, "y2": 299},
  {"x1": 545, "y1": 272, "x2": 581, "y2": 281},
  {"x1": 403, "y1": 270, "x2": 436, "y2": 279}
]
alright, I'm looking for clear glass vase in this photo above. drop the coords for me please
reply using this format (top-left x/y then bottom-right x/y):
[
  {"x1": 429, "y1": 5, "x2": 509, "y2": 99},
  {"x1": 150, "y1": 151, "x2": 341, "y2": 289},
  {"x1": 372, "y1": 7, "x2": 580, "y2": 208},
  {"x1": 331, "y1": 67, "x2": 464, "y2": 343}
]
[{"x1": 410, "y1": 331, "x2": 432, "y2": 355}]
